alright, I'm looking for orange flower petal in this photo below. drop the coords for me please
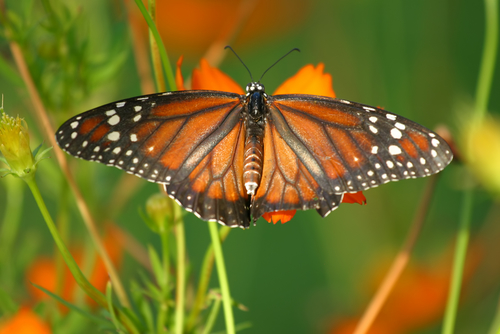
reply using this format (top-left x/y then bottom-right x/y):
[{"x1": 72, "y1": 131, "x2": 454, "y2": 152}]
[
  {"x1": 342, "y1": 192, "x2": 366, "y2": 205},
  {"x1": 0, "y1": 307, "x2": 51, "y2": 334},
  {"x1": 26, "y1": 225, "x2": 123, "y2": 311},
  {"x1": 273, "y1": 63, "x2": 336, "y2": 98},
  {"x1": 192, "y1": 59, "x2": 244, "y2": 93},
  {"x1": 262, "y1": 210, "x2": 296, "y2": 224},
  {"x1": 176, "y1": 55, "x2": 186, "y2": 91}
]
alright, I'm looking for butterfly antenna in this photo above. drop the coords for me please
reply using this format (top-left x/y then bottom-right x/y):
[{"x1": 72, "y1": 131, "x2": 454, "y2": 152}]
[
  {"x1": 225, "y1": 46, "x2": 255, "y2": 82},
  {"x1": 258, "y1": 48, "x2": 300, "y2": 82}
]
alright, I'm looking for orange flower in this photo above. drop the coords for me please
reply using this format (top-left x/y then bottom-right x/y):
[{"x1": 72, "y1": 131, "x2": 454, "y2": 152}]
[
  {"x1": 0, "y1": 307, "x2": 51, "y2": 334},
  {"x1": 26, "y1": 226, "x2": 123, "y2": 311},
  {"x1": 328, "y1": 243, "x2": 482, "y2": 334},
  {"x1": 176, "y1": 59, "x2": 366, "y2": 224},
  {"x1": 135, "y1": 0, "x2": 308, "y2": 57}
]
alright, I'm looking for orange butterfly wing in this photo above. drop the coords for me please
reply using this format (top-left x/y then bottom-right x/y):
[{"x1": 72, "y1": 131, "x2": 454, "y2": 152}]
[{"x1": 251, "y1": 94, "x2": 452, "y2": 221}]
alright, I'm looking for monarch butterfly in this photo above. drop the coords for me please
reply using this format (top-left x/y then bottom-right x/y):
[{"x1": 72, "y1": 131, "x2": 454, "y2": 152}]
[{"x1": 55, "y1": 51, "x2": 453, "y2": 229}]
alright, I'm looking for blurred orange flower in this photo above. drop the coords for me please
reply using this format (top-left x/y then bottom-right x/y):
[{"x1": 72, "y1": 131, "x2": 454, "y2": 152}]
[
  {"x1": 328, "y1": 243, "x2": 482, "y2": 334},
  {"x1": 134, "y1": 0, "x2": 309, "y2": 57},
  {"x1": 26, "y1": 225, "x2": 123, "y2": 311},
  {"x1": 176, "y1": 58, "x2": 366, "y2": 224},
  {"x1": 0, "y1": 307, "x2": 51, "y2": 334}
]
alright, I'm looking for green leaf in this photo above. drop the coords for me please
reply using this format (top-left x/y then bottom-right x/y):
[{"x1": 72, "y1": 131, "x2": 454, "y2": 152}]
[
  {"x1": 148, "y1": 244, "x2": 165, "y2": 286},
  {"x1": 130, "y1": 279, "x2": 155, "y2": 333},
  {"x1": 106, "y1": 283, "x2": 127, "y2": 332},
  {"x1": 31, "y1": 142, "x2": 43, "y2": 157},
  {"x1": 31, "y1": 283, "x2": 109, "y2": 325},
  {"x1": 34, "y1": 146, "x2": 53, "y2": 162}
]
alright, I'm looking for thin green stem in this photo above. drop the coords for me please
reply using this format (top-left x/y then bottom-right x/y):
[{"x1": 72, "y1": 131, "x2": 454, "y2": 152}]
[
  {"x1": 186, "y1": 226, "x2": 231, "y2": 331},
  {"x1": 442, "y1": 0, "x2": 497, "y2": 332},
  {"x1": 202, "y1": 298, "x2": 221, "y2": 334},
  {"x1": 174, "y1": 221, "x2": 186, "y2": 334},
  {"x1": 24, "y1": 175, "x2": 107, "y2": 307},
  {"x1": 133, "y1": 0, "x2": 176, "y2": 91},
  {"x1": 0, "y1": 176, "x2": 24, "y2": 290},
  {"x1": 157, "y1": 226, "x2": 170, "y2": 334},
  {"x1": 25, "y1": 175, "x2": 140, "y2": 333},
  {"x1": 55, "y1": 182, "x2": 70, "y2": 300},
  {"x1": 208, "y1": 221, "x2": 235, "y2": 334},
  {"x1": 442, "y1": 189, "x2": 473, "y2": 334},
  {"x1": 475, "y1": 0, "x2": 498, "y2": 121},
  {"x1": 147, "y1": 0, "x2": 166, "y2": 92}
]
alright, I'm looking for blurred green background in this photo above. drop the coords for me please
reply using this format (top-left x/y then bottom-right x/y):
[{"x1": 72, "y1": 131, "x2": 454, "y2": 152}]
[{"x1": 0, "y1": 0, "x2": 499, "y2": 333}]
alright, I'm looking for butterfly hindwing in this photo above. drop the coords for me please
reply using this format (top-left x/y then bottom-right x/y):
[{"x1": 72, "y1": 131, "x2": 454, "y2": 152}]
[{"x1": 251, "y1": 113, "x2": 344, "y2": 221}]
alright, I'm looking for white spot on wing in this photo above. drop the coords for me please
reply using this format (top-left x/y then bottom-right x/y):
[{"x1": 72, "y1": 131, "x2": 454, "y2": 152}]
[
  {"x1": 386, "y1": 114, "x2": 397, "y2": 120},
  {"x1": 108, "y1": 131, "x2": 120, "y2": 141},
  {"x1": 70, "y1": 121, "x2": 79, "y2": 129},
  {"x1": 390, "y1": 128, "x2": 402, "y2": 139},
  {"x1": 108, "y1": 115, "x2": 120, "y2": 126},
  {"x1": 395, "y1": 122, "x2": 405, "y2": 130},
  {"x1": 130, "y1": 134, "x2": 138, "y2": 142},
  {"x1": 388, "y1": 145, "x2": 402, "y2": 155}
]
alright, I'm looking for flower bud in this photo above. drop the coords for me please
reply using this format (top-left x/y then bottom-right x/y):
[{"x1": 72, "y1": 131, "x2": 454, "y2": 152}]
[
  {"x1": 0, "y1": 112, "x2": 36, "y2": 178},
  {"x1": 462, "y1": 116, "x2": 500, "y2": 195},
  {"x1": 145, "y1": 193, "x2": 176, "y2": 233}
]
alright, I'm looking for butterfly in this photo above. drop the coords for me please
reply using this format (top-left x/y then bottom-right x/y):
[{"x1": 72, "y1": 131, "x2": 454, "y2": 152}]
[{"x1": 55, "y1": 59, "x2": 453, "y2": 229}]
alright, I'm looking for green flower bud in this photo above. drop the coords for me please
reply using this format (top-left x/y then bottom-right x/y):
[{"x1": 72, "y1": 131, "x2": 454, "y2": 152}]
[
  {"x1": 0, "y1": 112, "x2": 36, "y2": 179},
  {"x1": 145, "y1": 193, "x2": 176, "y2": 233}
]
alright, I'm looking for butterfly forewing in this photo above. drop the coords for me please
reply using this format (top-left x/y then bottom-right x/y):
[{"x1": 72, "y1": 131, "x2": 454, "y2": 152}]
[
  {"x1": 56, "y1": 90, "x2": 251, "y2": 226},
  {"x1": 269, "y1": 94, "x2": 453, "y2": 195}
]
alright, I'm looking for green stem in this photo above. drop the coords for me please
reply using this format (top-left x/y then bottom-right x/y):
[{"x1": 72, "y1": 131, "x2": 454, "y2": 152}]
[
  {"x1": 133, "y1": 0, "x2": 176, "y2": 91},
  {"x1": 186, "y1": 226, "x2": 231, "y2": 331},
  {"x1": 147, "y1": 0, "x2": 166, "y2": 92},
  {"x1": 475, "y1": 0, "x2": 498, "y2": 121},
  {"x1": 442, "y1": 189, "x2": 473, "y2": 334},
  {"x1": 157, "y1": 226, "x2": 170, "y2": 333},
  {"x1": 202, "y1": 298, "x2": 221, "y2": 334},
  {"x1": 0, "y1": 176, "x2": 24, "y2": 290},
  {"x1": 55, "y1": 182, "x2": 70, "y2": 301},
  {"x1": 174, "y1": 221, "x2": 186, "y2": 334},
  {"x1": 208, "y1": 221, "x2": 235, "y2": 334},
  {"x1": 25, "y1": 174, "x2": 140, "y2": 332},
  {"x1": 24, "y1": 175, "x2": 107, "y2": 307},
  {"x1": 442, "y1": 0, "x2": 498, "y2": 332}
]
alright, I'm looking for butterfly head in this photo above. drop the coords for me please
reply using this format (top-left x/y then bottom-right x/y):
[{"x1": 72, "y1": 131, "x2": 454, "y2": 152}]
[
  {"x1": 245, "y1": 82, "x2": 268, "y2": 97},
  {"x1": 245, "y1": 83, "x2": 267, "y2": 122}
]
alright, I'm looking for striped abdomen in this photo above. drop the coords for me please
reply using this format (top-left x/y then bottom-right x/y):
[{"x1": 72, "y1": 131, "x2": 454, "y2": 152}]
[{"x1": 243, "y1": 126, "x2": 264, "y2": 196}]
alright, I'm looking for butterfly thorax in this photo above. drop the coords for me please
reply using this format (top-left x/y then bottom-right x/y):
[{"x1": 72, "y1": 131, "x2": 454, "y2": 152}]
[{"x1": 243, "y1": 82, "x2": 267, "y2": 196}]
